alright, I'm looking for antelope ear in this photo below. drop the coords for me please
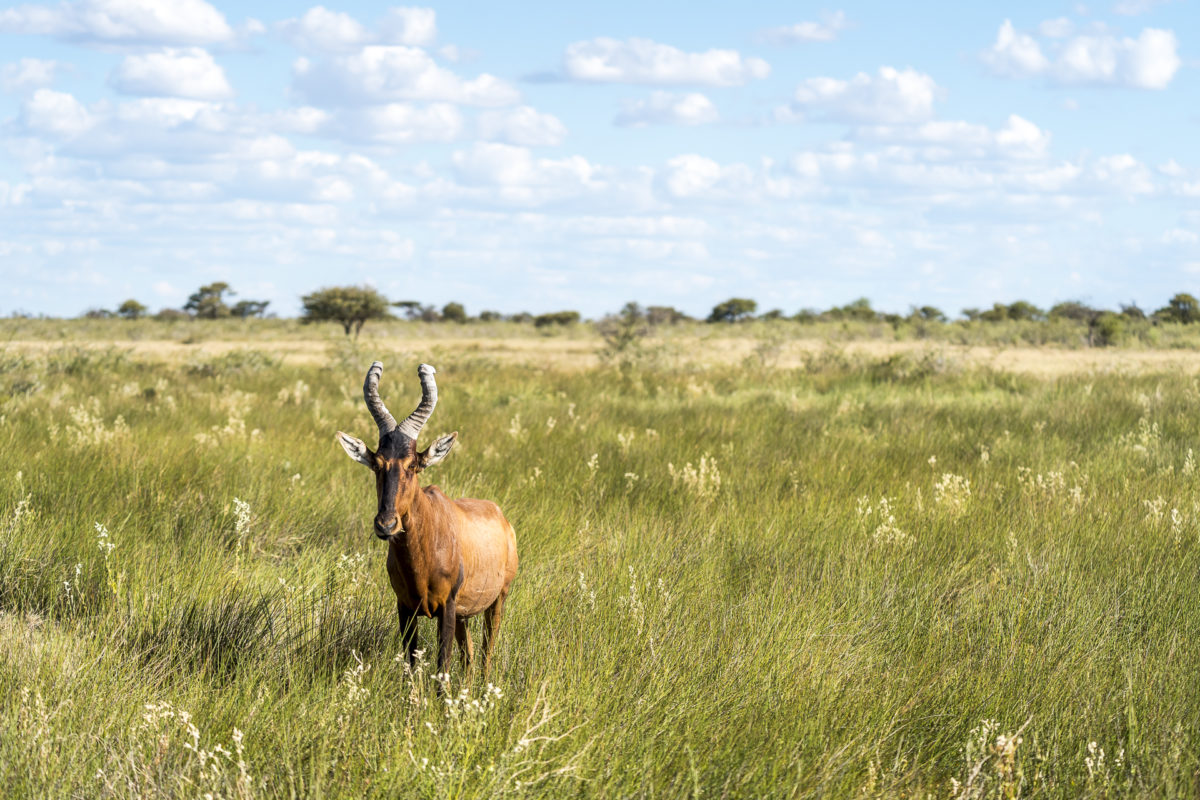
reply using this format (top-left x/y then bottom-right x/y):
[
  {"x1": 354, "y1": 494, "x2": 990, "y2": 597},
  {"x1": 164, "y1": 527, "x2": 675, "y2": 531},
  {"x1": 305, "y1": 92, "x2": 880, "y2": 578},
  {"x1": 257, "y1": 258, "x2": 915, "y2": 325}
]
[
  {"x1": 417, "y1": 431, "x2": 457, "y2": 471},
  {"x1": 336, "y1": 431, "x2": 373, "y2": 467}
]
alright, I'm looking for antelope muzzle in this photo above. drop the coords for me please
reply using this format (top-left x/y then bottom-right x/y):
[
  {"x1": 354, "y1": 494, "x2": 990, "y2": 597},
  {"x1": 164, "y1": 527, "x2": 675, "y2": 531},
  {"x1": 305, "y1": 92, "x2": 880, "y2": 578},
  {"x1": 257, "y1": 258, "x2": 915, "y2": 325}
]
[{"x1": 374, "y1": 514, "x2": 398, "y2": 539}]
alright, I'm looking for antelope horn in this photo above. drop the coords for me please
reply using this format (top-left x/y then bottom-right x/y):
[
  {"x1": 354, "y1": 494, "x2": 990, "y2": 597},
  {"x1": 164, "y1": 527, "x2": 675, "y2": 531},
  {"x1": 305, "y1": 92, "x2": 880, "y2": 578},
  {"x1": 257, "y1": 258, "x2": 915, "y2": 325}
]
[
  {"x1": 363, "y1": 361, "x2": 397, "y2": 437},
  {"x1": 396, "y1": 363, "x2": 437, "y2": 440}
]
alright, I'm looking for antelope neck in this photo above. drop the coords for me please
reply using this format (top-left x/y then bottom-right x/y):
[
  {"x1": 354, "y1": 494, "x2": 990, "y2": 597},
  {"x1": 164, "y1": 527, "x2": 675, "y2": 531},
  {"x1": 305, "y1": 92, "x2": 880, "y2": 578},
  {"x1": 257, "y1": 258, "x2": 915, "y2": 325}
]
[{"x1": 398, "y1": 484, "x2": 433, "y2": 545}]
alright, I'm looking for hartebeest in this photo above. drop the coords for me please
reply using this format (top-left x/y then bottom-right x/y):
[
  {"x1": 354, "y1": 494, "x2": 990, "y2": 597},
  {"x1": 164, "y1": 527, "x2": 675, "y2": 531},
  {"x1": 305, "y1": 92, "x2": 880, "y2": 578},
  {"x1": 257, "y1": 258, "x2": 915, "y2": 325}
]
[{"x1": 337, "y1": 362, "x2": 518, "y2": 678}]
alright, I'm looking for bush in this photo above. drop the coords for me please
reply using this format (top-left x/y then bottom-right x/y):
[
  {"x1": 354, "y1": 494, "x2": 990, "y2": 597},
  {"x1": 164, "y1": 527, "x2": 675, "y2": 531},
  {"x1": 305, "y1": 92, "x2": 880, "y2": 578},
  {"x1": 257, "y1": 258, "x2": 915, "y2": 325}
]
[
  {"x1": 534, "y1": 311, "x2": 580, "y2": 328},
  {"x1": 1093, "y1": 312, "x2": 1124, "y2": 346}
]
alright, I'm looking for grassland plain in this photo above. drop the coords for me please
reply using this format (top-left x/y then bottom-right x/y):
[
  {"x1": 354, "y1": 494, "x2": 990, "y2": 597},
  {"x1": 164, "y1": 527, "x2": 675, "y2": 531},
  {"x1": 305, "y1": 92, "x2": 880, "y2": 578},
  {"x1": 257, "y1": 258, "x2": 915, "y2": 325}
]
[{"x1": 2, "y1": 338, "x2": 1200, "y2": 798}]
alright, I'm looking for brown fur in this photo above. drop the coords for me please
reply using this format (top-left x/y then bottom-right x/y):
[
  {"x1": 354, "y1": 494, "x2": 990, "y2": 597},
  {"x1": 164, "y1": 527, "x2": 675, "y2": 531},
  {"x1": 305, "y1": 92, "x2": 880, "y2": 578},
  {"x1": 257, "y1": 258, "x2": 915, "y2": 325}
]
[{"x1": 343, "y1": 440, "x2": 519, "y2": 679}]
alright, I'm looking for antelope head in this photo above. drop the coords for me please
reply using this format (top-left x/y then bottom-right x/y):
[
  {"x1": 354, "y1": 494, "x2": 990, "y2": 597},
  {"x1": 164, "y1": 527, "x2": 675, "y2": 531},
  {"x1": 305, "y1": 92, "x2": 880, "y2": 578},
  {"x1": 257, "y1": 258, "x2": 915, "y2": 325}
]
[{"x1": 336, "y1": 362, "x2": 457, "y2": 539}]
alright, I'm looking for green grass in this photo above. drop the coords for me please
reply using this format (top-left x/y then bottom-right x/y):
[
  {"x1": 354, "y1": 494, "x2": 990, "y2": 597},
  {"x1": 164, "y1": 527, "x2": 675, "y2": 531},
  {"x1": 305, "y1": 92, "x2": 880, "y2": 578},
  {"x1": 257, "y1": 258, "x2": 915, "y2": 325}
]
[{"x1": 1, "y1": 345, "x2": 1199, "y2": 797}]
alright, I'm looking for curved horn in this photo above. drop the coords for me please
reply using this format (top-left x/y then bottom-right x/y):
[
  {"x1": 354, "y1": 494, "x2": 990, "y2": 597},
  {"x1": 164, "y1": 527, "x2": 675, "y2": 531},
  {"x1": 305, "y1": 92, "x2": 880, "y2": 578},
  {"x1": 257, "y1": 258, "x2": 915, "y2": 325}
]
[
  {"x1": 396, "y1": 363, "x2": 437, "y2": 440},
  {"x1": 363, "y1": 361, "x2": 397, "y2": 437}
]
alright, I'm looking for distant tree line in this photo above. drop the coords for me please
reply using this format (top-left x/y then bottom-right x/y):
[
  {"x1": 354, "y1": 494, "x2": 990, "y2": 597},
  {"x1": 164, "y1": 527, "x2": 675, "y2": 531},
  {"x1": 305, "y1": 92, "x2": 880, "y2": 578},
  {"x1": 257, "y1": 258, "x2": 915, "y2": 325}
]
[
  {"x1": 83, "y1": 282, "x2": 272, "y2": 321},
  {"x1": 73, "y1": 283, "x2": 1200, "y2": 346}
]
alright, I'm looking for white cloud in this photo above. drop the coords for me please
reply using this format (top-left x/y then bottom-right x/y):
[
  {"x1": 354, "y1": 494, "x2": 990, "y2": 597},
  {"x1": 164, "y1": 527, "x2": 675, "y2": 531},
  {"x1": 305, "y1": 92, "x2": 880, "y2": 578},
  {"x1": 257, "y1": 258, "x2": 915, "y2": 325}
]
[
  {"x1": 1090, "y1": 153, "x2": 1154, "y2": 194},
  {"x1": 279, "y1": 6, "x2": 436, "y2": 53},
  {"x1": 562, "y1": 37, "x2": 769, "y2": 86},
  {"x1": 854, "y1": 114, "x2": 1052, "y2": 160},
  {"x1": 983, "y1": 19, "x2": 1180, "y2": 89},
  {"x1": 615, "y1": 91, "x2": 718, "y2": 127},
  {"x1": 1059, "y1": 28, "x2": 1179, "y2": 89},
  {"x1": 760, "y1": 11, "x2": 848, "y2": 44},
  {"x1": 659, "y1": 154, "x2": 756, "y2": 199},
  {"x1": 787, "y1": 67, "x2": 938, "y2": 123},
  {"x1": 331, "y1": 103, "x2": 464, "y2": 144},
  {"x1": 452, "y1": 142, "x2": 594, "y2": 187},
  {"x1": 380, "y1": 7, "x2": 436, "y2": 47},
  {"x1": 477, "y1": 106, "x2": 567, "y2": 146},
  {"x1": 109, "y1": 48, "x2": 233, "y2": 100},
  {"x1": 279, "y1": 6, "x2": 370, "y2": 53},
  {"x1": 0, "y1": 0, "x2": 234, "y2": 45},
  {"x1": 271, "y1": 106, "x2": 330, "y2": 134},
  {"x1": 982, "y1": 20, "x2": 1050, "y2": 77},
  {"x1": 292, "y1": 46, "x2": 519, "y2": 107},
  {"x1": 1, "y1": 58, "x2": 61, "y2": 92},
  {"x1": 18, "y1": 88, "x2": 93, "y2": 137}
]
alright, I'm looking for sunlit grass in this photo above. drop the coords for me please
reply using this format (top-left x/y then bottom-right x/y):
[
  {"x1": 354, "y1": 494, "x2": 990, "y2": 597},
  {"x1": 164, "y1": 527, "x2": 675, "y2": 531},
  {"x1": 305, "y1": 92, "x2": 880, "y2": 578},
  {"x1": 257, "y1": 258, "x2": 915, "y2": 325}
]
[{"x1": 1, "y1": 344, "x2": 1199, "y2": 797}]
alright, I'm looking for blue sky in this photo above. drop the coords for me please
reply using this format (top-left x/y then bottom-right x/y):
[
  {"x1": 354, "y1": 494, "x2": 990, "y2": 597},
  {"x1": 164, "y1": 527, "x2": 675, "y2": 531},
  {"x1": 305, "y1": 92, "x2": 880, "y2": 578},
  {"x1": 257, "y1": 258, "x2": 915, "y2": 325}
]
[{"x1": 0, "y1": 0, "x2": 1197, "y2": 318}]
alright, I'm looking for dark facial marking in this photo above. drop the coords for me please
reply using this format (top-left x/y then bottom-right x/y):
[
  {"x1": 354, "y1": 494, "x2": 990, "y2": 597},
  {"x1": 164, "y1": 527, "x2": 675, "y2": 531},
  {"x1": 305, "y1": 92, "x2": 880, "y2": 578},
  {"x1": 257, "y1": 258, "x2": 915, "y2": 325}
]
[{"x1": 377, "y1": 430, "x2": 414, "y2": 460}]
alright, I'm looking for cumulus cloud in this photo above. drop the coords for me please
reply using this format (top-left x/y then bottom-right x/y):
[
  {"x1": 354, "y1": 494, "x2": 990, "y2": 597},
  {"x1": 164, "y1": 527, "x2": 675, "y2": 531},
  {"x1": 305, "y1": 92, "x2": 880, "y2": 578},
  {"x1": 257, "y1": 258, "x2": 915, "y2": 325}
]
[
  {"x1": 452, "y1": 142, "x2": 595, "y2": 187},
  {"x1": 109, "y1": 48, "x2": 233, "y2": 100},
  {"x1": 785, "y1": 66, "x2": 938, "y2": 123},
  {"x1": 981, "y1": 21, "x2": 1050, "y2": 77},
  {"x1": 562, "y1": 37, "x2": 769, "y2": 86},
  {"x1": 379, "y1": 7, "x2": 436, "y2": 47},
  {"x1": 477, "y1": 106, "x2": 568, "y2": 146},
  {"x1": 853, "y1": 115, "x2": 1052, "y2": 160},
  {"x1": 292, "y1": 46, "x2": 519, "y2": 107},
  {"x1": 17, "y1": 88, "x2": 93, "y2": 137},
  {"x1": 1090, "y1": 153, "x2": 1154, "y2": 194},
  {"x1": 327, "y1": 103, "x2": 464, "y2": 145},
  {"x1": 760, "y1": 11, "x2": 848, "y2": 44},
  {"x1": 659, "y1": 154, "x2": 756, "y2": 199},
  {"x1": 1, "y1": 58, "x2": 62, "y2": 92},
  {"x1": 279, "y1": 5, "x2": 436, "y2": 53},
  {"x1": 615, "y1": 92, "x2": 718, "y2": 127},
  {"x1": 982, "y1": 19, "x2": 1180, "y2": 89},
  {"x1": 0, "y1": 0, "x2": 234, "y2": 45},
  {"x1": 279, "y1": 6, "x2": 370, "y2": 53}
]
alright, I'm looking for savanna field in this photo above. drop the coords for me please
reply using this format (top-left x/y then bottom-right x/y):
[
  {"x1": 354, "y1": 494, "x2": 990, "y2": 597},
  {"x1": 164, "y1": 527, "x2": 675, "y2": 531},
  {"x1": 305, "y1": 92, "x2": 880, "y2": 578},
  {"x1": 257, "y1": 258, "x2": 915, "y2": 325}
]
[{"x1": 3, "y1": 323, "x2": 1200, "y2": 798}]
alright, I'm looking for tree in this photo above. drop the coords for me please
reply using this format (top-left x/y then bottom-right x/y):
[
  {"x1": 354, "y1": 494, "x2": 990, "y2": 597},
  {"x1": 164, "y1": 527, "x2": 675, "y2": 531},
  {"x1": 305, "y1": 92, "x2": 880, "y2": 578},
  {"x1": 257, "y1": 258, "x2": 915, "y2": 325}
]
[
  {"x1": 646, "y1": 305, "x2": 689, "y2": 325},
  {"x1": 301, "y1": 286, "x2": 392, "y2": 337},
  {"x1": 184, "y1": 282, "x2": 234, "y2": 319},
  {"x1": 231, "y1": 300, "x2": 270, "y2": 319},
  {"x1": 1092, "y1": 312, "x2": 1124, "y2": 346},
  {"x1": 975, "y1": 301, "x2": 1044, "y2": 323},
  {"x1": 760, "y1": 308, "x2": 785, "y2": 320},
  {"x1": 1155, "y1": 293, "x2": 1200, "y2": 324},
  {"x1": 117, "y1": 299, "x2": 148, "y2": 319},
  {"x1": 478, "y1": 310, "x2": 503, "y2": 322},
  {"x1": 961, "y1": 308, "x2": 983, "y2": 322},
  {"x1": 707, "y1": 298, "x2": 757, "y2": 323},
  {"x1": 533, "y1": 310, "x2": 580, "y2": 327},
  {"x1": 826, "y1": 297, "x2": 876, "y2": 322},
  {"x1": 1120, "y1": 302, "x2": 1145, "y2": 320},
  {"x1": 1005, "y1": 300, "x2": 1044, "y2": 322},
  {"x1": 82, "y1": 308, "x2": 114, "y2": 319},
  {"x1": 911, "y1": 305, "x2": 947, "y2": 323},
  {"x1": 1048, "y1": 301, "x2": 1097, "y2": 322},
  {"x1": 393, "y1": 301, "x2": 423, "y2": 320},
  {"x1": 393, "y1": 300, "x2": 440, "y2": 322},
  {"x1": 597, "y1": 302, "x2": 649, "y2": 358},
  {"x1": 441, "y1": 302, "x2": 467, "y2": 324}
]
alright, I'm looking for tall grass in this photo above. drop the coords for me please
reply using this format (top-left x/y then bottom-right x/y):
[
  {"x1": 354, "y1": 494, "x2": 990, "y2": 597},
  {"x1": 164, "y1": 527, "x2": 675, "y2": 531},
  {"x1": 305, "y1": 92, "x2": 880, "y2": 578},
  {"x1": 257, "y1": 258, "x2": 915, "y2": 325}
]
[{"x1": 1, "y1": 345, "x2": 1199, "y2": 797}]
